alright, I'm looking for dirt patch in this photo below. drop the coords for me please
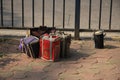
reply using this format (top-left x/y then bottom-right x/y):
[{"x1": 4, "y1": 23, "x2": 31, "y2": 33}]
[
  {"x1": 0, "y1": 38, "x2": 20, "y2": 55},
  {"x1": 0, "y1": 38, "x2": 120, "y2": 80}
]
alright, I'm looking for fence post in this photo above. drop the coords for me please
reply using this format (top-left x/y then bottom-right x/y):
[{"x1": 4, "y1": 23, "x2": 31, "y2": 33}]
[
  {"x1": 32, "y1": 0, "x2": 34, "y2": 27},
  {"x1": 11, "y1": 0, "x2": 14, "y2": 27},
  {"x1": 99, "y1": 0, "x2": 102, "y2": 29},
  {"x1": 42, "y1": 0, "x2": 45, "y2": 26},
  {"x1": 52, "y1": 0, "x2": 55, "y2": 27},
  {"x1": 63, "y1": 0, "x2": 65, "y2": 28},
  {"x1": 22, "y1": 0, "x2": 24, "y2": 27},
  {"x1": 75, "y1": 0, "x2": 80, "y2": 40},
  {"x1": 89, "y1": 0, "x2": 92, "y2": 29},
  {"x1": 109, "y1": 0, "x2": 113, "y2": 30},
  {"x1": 0, "y1": 0, "x2": 3, "y2": 26}
]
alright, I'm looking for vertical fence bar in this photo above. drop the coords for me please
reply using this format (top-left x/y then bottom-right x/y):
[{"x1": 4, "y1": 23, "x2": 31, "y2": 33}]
[
  {"x1": 88, "y1": 0, "x2": 92, "y2": 29},
  {"x1": 42, "y1": 0, "x2": 45, "y2": 26},
  {"x1": 52, "y1": 0, "x2": 55, "y2": 27},
  {"x1": 22, "y1": 0, "x2": 24, "y2": 27},
  {"x1": 75, "y1": 0, "x2": 81, "y2": 40},
  {"x1": 11, "y1": 0, "x2": 14, "y2": 27},
  {"x1": 99, "y1": 0, "x2": 102, "y2": 29},
  {"x1": 63, "y1": 0, "x2": 65, "y2": 28},
  {"x1": 0, "y1": 0, "x2": 3, "y2": 26},
  {"x1": 32, "y1": 0, "x2": 34, "y2": 27},
  {"x1": 109, "y1": 0, "x2": 113, "y2": 30}
]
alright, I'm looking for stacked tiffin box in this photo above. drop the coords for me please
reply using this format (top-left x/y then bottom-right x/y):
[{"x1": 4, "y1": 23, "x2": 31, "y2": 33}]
[{"x1": 19, "y1": 26, "x2": 71, "y2": 61}]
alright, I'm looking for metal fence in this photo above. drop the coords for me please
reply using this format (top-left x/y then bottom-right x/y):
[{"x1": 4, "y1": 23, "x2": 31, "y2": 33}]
[{"x1": 0, "y1": 0, "x2": 120, "y2": 39}]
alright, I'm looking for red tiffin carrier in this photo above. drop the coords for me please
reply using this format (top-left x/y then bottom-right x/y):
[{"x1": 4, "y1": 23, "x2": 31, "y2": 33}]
[{"x1": 39, "y1": 34, "x2": 61, "y2": 61}]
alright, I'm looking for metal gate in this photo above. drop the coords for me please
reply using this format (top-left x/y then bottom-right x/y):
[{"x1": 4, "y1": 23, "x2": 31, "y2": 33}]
[{"x1": 0, "y1": 0, "x2": 120, "y2": 39}]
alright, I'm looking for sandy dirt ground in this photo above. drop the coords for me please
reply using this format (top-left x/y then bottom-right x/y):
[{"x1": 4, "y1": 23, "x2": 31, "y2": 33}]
[{"x1": 0, "y1": 38, "x2": 120, "y2": 80}]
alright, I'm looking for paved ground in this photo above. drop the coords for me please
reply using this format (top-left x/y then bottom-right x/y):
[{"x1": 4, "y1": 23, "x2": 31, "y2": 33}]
[{"x1": 0, "y1": 38, "x2": 120, "y2": 80}]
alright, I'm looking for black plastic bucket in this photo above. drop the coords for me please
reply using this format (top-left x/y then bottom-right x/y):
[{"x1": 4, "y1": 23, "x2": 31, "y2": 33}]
[{"x1": 94, "y1": 31, "x2": 106, "y2": 49}]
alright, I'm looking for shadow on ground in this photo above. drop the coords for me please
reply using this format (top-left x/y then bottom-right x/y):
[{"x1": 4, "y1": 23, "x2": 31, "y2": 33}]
[
  {"x1": 61, "y1": 48, "x2": 90, "y2": 62},
  {"x1": 104, "y1": 45, "x2": 119, "y2": 49},
  {"x1": 0, "y1": 38, "x2": 20, "y2": 54},
  {"x1": 0, "y1": 58, "x2": 19, "y2": 68}
]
